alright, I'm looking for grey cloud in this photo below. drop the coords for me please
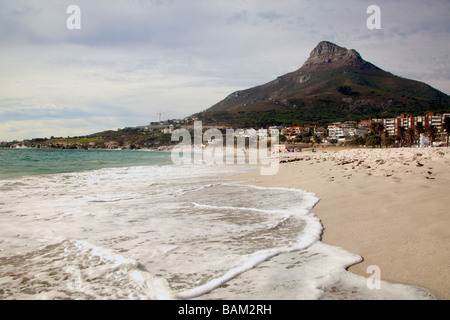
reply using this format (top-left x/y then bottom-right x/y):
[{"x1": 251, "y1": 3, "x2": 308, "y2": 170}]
[
  {"x1": 227, "y1": 10, "x2": 249, "y2": 24},
  {"x1": 1, "y1": 0, "x2": 449, "y2": 141},
  {"x1": 257, "y1": 10, "x2": 285, "y2": 22}
]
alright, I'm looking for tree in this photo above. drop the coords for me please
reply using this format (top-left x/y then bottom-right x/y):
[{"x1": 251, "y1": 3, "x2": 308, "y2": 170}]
[
  {"x1": 329, "y1": 139, "x2": 338, "y2": 144},
  {"x1": 444, "y1": 116, "x2": 450, "y2": 147},
  {"x1": 396, "y1": 126, "x2": 406, "y2": 147},
  {"x1": 426, "y1": 125, "x2": 438, "y2": 147},
  {"x1": 337, "y1": 85, "x2": 353, "y2": 95},
  {"x1": 314, "y1": 135, "x2": 323, "y2": 144},
  {"x1": 370, "y1": 121, "x2": 385, "y2": 136},
  {"x1": 301, "y1": 136, "x2": 311, "y2": 144},
  {"x1": 381, "y1": 135, "x2": 396, "y2": 148},
  {"x1": 349, "y1": 135, "x2": 367, "y2": 147},
  {"x1": 406, "y1": 128, "x2": 416, "y2": 146},
  {"x1": 366, "y1": 135, "x2": 382, "y2": 147},
  {"x1": 415, "y1": 122, "x2": 424, "y2": 136},
  {"x1": 415, "y1": 122, "x2": 424, "y2": 147},
  {"x1": 369, "y1": 121, "x2": 386, "y2": 147}
]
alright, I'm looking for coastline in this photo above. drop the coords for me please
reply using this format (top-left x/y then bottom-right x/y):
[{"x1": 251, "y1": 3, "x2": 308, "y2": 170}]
[{"x1": 230, "y1": 147, "x2": 450, "y2": 300}]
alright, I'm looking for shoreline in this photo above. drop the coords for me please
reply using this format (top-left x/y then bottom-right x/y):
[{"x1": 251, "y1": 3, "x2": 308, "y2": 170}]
[{"x1": 230, "y1": 147, "x2": 450, "y2": 300}]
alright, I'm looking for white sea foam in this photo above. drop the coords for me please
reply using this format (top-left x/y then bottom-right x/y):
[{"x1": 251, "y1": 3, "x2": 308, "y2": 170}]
[
  {"x1": 0, "y1": 162, "x2": 435, "y2": 300},
  {"x1": 68, "y1": 239, "x2": 175, "y2": 300},
  {"x1": 176, "y1": 187, "x2": 322, "y2": 299}
]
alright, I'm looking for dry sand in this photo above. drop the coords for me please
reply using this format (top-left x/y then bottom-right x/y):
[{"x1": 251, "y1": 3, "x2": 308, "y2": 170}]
[{"x1": 231, "y1": 147, "x2": 450, "y2": 300}]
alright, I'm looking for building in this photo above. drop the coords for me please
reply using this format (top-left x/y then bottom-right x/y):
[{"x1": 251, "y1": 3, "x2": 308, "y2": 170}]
[
  {"x1": 161, "y1": 124, "x2": 174, "y2": 134},
  {"x1": 349, "y1": 128, "x2": 370, "y2": 137},
  {"x1": 373, "y1": 113, "x2": 449, "y2": 137},
  {"x1": 285, "y1": 126, "x2": 307, "y2": 140},
  {"x1": 314, "y1": 127, "x2": 327, "y2": 137},
  {"x1": 382, "y1": 118, "x2": 398, "y2": 136},
  {"x1": 423, "y1": 112, "x2": 445, "y2": 131},
  {"x1": 269, "y1": 126, "x2": 285, "y2": 136},
  {"x1": 358, "y1": 120, "x2": 372, "y2": 129},
  {"x1": 341, "y1": 121, "x2": 357, "y2": 129},
  {"x1": 327, "y1": 125, "x2": 345, "y2": 140}
]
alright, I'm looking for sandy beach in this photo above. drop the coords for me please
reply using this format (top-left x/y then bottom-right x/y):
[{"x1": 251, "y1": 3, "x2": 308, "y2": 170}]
[{"x1": 231, "y1": 147, "x2": 450, "y2": 300}]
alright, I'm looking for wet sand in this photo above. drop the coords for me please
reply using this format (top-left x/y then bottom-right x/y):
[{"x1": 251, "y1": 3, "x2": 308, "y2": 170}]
[{"x1": 232, "y1": 147, "x2": 450, "y2": 299}]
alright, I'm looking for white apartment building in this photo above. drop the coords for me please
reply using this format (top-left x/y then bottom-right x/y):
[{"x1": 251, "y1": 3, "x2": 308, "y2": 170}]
[{"x1": 327, "y1": 125, "x2": 345, "y2": 140}]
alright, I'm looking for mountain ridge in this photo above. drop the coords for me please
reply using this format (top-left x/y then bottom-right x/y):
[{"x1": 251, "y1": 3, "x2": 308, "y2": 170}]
[{"x1": 197, "y1": 41, "x2": 449, "y2": 126}]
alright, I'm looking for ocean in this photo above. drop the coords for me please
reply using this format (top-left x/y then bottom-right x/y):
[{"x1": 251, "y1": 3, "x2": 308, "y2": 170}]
[{"x1": 0, "y1": 148, "x2": 435, "y2": 300}]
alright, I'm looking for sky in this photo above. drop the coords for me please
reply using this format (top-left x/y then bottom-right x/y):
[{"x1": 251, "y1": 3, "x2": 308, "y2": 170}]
[{"x1": 1, "y1": 0, "x2": 449, "y2": 141}]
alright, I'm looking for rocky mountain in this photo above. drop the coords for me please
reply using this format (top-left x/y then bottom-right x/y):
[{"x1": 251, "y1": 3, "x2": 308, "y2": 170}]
[{"x1": 196, "y1": 41, "x2": 450, "y2": 126}]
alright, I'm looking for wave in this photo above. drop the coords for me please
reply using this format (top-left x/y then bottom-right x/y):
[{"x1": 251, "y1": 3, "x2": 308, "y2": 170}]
[
  {"x1": 174, "y1": 211, "x2": 322, "y2": 299},
  {"x1": 175, "y1": 190, "x2": 322, "y2": 299},
  {"x1": 0, "y1": 161, "x2": 436, "y2": 300},
  {"x1": 0, "y1": 239, "x2": 175, "y2": 300},
  {"x1": 86, "y1": 196, "x2": 137, "y2": 203},
  {"x1": 68, "y1": 240, "x2": 175, "y2": 300}
]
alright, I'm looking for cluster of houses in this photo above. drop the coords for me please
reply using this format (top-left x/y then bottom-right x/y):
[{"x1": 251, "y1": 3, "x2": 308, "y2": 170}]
[
  {"x1": 269, "y1": 123, "x2": 370, "y2": 144},
  {"x1": 272, "y1": 112, "x2": 450, "y2": 145},
  {"x1": 141, "y1": 112, "x2": 450, "y2": 147}
]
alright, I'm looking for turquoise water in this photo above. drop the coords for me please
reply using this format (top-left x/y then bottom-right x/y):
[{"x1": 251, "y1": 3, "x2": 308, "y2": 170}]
[{"x1": 0, "y1": 148, "x2": 173, "y2": 180}]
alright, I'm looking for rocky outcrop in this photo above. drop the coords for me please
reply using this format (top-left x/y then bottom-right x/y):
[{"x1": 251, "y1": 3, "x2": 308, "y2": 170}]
[
  {"x1": 105, "y1": 141, "x2": 121, "y2": 149},
  {"x1": 44, "y1": 142, "x2": 89, "y2": 149},
  {"x1": 302, "y1": 41, "x2": 363, "y2": 67}
]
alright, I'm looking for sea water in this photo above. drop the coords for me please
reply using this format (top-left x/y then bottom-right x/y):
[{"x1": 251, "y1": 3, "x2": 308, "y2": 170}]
[{"x1": 0, "y1": 149, "x2": 435, "y2": 300}]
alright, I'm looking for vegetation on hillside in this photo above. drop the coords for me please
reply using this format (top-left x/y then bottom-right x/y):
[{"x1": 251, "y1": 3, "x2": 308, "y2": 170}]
[
  {"x1": 195, "y1": 95, "x2": 450, "y2": 129},
  {"x1": 3, "y1": 127, "x2": 177, "y2": 150}
]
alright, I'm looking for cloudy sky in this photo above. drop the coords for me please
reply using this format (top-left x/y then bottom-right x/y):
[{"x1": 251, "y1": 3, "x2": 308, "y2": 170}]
[{"x1": 1, "y1": 0, "x2": 449, "y2": 141}]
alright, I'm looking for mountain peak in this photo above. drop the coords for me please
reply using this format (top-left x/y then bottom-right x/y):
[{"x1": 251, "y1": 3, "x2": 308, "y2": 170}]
[
  {"x1": 312, "y1": 41, "x2": 347, "y2": 55},
  {"x1": 202, "y1": 41, "x2": 449, "y2": 118},
  {"x1": 303, "y1": 41, "x2": 362, "y2": 67}
]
